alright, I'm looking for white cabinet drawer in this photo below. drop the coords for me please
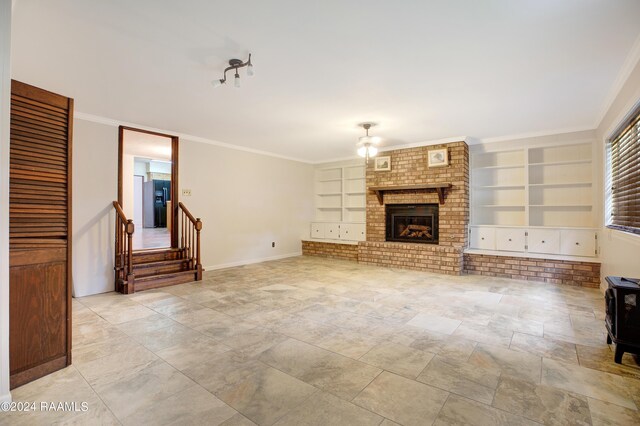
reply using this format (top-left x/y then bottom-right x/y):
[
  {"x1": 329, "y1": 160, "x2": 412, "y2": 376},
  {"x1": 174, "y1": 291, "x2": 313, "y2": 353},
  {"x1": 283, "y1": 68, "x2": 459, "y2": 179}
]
[
  {"x1": 496, "y1": 228, "x2": 526, "y2": 252},
  {"x1": 528, "y1": 229, "x2": 560, "y2": 254},
  {"x1": 560, "y1": 230, "x2": 596, "y2": 257},
  {"x1": 325, "y1": 223, "x2": 340, "y2": 239},
  {"x1": 470, "y1": 227, "x2": 496, "y2": 250},
  {"x1": 310, "y1": 223, "x2": 325, "y2": 239}
]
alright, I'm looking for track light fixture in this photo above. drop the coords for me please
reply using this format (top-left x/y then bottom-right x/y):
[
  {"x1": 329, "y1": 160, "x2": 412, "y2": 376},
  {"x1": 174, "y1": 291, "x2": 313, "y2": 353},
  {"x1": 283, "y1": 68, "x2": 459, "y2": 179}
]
[
  {"x1": 357, "y1": 123, "x2": 380, "y2": 163},
  {"x1": 212, "y1": 54, "x2": 253, "y2": 88}
]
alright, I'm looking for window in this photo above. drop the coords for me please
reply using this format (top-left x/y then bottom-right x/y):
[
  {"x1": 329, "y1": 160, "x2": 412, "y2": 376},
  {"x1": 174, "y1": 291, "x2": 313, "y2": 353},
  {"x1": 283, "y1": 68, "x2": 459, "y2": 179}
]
[{"x1": 607, "y1": 106, "x2": 640, "y2": 235}]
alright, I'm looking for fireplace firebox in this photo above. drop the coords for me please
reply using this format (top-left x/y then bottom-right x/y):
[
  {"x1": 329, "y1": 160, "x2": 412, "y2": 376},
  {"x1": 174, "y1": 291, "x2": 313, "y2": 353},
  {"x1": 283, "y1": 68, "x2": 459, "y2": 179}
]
[{"x1": 385, "y1": 204, "x2": 439, "y2": 244}]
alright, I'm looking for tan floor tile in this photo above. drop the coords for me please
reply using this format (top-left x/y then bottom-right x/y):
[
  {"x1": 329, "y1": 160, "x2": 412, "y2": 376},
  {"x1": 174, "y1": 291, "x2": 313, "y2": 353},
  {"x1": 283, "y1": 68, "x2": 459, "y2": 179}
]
[
  {"x1": 156, "y1": 335, "x2": 232, "y2": 370},
  {"x1": 406, "y1": 312, "x2": 462, "y2": 335},
  {"x1": 353, "y1": 371, "x2": 449, "y2": 426},
  {"x1": 492, "y1": 376, "x2": 591, "y2": 425},
  {"x1": 75, "y1": 345, "x2": 159, "y2": 387},
  {"x1": 510, "y1": 331, "x2": 578, "y2": 364},
  {"x1": 434, "y1": 394, "x2": 538, "y2": 426},
  {"x1": 468, "y1": 344, "x2": 542, "y2": 384},
  {"x1": 541, "y1": 358, "x2": 637, "y2": 410},
  {"x1": 274, "y1": 391, "x2": 383, "y2": 426},
  {"x1": 93, "y1": 361, "x2": 194, "y2": 420},
  {"x1": 416, "y1": 356, "x2": 500, "y2": 405},
  {"x1": 588, "y1": 398, "x2": 640, "y2": 426},
  {"x1": 576, "y1": 344, "x2": 640, "y2": 380},
  {"x1": 360, "y1": 341, "x2": 434, "y2": 378},
  {"x1": 122, "y1": 385, "x2": 236, "y2": 426},
  {"x1": 260, "y1": 338, "x2": 382, "y2": 400}
]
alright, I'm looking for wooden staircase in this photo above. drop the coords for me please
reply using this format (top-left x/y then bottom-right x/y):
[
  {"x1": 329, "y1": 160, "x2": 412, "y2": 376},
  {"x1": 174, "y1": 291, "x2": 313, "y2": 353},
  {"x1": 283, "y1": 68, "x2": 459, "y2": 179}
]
[{"x1": 113, "y1": 201, "x2": 203, "y2": 294}]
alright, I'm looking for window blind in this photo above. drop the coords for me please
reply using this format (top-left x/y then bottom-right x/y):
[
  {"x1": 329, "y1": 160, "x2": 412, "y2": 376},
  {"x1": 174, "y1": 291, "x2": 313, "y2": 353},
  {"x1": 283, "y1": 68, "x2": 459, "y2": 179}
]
[{"x1": 609, "y1": 109, "x2": 640, "y2": 234}]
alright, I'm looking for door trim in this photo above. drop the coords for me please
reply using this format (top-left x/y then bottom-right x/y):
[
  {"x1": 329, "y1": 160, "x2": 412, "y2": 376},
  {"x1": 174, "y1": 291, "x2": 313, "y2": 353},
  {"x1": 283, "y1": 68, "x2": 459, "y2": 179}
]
[{"x1": 118, "y1": 126, "x2": 179, "y2": 249}]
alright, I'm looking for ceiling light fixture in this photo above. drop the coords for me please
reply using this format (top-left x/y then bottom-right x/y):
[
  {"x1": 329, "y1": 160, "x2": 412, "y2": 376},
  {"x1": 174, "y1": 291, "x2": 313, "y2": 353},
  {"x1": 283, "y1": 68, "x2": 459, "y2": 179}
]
[
  {"x1": 357, "y1": 123, "x2": 380, "y2": 163},
  {"x1": 212, "y1": 53, "x2": 253, "y2": 88}
]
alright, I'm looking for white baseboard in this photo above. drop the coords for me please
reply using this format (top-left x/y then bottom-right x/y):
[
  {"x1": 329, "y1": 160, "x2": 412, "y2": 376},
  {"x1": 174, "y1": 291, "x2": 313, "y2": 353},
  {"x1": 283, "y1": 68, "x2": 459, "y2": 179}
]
[
  {"x1": 0, "y1": 392, "x2": 11, "y2": 403},
  {"x1": 204, "y1": 252, "x2": 302, "y2": 271}
]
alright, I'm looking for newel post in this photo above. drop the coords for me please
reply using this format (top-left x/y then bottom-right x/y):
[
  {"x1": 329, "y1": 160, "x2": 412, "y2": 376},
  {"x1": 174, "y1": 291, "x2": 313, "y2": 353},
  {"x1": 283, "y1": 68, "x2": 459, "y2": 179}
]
[
  {"x1": 125, "y1": 219, "x2": 135, "y2": 293},
  {"x1": 195, "y1": 218, "x2": 202, "y2": 280}
]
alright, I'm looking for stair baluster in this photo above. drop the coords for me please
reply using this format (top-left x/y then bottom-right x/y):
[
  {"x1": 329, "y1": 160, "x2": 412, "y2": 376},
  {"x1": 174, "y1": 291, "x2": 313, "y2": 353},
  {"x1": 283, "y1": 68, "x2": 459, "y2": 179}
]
[
  {"x1": 113, "y1": 201, "x2": 135, "y2": 294},
  {"x1": 179, "y1": 202, "x2": 203, "y2": 280}
]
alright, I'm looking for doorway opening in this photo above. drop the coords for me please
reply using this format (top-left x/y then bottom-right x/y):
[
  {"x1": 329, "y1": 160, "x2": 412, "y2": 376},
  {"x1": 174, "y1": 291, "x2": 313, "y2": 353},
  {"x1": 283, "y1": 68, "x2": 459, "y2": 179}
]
[{"x1": 118, "y1": 126, "x2": 179, "y2": 250}]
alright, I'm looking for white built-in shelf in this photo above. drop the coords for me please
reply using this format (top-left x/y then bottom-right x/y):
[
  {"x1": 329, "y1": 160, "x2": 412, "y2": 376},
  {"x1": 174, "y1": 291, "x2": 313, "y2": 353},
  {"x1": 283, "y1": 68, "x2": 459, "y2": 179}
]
[
  {"x1": 314, "y1": 164, "x2": 366, "y2": 223},
  {"x1": 473, "y1": 164, "x2": 525, "y2": 170},
  {"x1": 528, "y1": 159, "x2": 591, "y2": 167},
  {"x1": 529, "y1": 204, "x2": 592, "y2": 208},
  {"x1": 473, "y1": 185, "x2": 525, "y2": 189},
  {"x1": 470, "y1": 141, "x2": 595, "y2": 229},
  {"x1": 529, "y1": 182, "x2": 593, "y2": 187}
]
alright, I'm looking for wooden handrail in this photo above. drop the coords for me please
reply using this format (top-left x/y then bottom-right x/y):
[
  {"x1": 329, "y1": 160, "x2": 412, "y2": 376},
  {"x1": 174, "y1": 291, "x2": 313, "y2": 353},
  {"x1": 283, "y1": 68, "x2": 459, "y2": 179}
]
[
  {"x1": 113, "y1": 201, "x2": 135, "y2": 293},
  {"x1": 178, "y1": 202, "x2": 197, "y2": 223},
  {"x1": 112, "y1": 200, "x2": 127, "y2": 222},
  {"x1": 178, "y1": 202, "x2": 203, "y2": 281}
]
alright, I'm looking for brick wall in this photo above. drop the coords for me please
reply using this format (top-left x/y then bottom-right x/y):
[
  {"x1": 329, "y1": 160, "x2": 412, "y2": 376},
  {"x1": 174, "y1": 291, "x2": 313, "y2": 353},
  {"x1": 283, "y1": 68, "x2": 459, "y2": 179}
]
[
  {"x1": 359, "y1": 241, "x2": 463, "y2": 274},
  {"x1": 464, "y1": 253, "x2": 601, "y2": 288},
  {"x1": 359, "y1": 141, "x2": 469, "y2": 275},
  {"x1": 302, "y1": 241, "x2": 358, "y2": 262}
]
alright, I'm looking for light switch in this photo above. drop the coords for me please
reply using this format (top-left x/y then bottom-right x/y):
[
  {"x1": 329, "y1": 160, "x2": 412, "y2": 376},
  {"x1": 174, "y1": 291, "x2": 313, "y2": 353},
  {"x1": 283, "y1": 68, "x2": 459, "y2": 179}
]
[{"x1": 182, "y1": 189, "x2": 192, "y2": 196}]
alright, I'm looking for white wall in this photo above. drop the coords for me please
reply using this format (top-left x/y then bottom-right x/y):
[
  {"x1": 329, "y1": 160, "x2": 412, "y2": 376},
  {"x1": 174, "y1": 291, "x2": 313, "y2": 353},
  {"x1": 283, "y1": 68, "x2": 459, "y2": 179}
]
[
  {"x1": 133, "y1": 159, "x2": 147, "y2": 180},
  {"x1": 0, "y1": 0, "x2": 11, "y2": 404},
  {"x1": 70, "y1": 118, "x2": 314, "y2": 295},
  {"x1": 596, "y1": 53, "x2": 640, "y2": 285},
  {"x1": 180, "y1": 138, "x2": 314, "y2": 270},
  {"x1": 72, "y1": 119, "x2": 118, "y2": 297},
  {"x1": 121, "y1": 154, "x2": 135, "y2": 219},
  {"x1": 149, "y1": 160, "x2": 171, "y2": 174}
]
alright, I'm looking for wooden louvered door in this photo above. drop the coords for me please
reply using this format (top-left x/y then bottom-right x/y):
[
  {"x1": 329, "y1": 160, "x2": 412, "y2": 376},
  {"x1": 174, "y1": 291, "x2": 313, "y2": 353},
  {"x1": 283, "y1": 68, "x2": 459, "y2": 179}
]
[{"x1": 9, "y1": 80, "x2": 73, "y2": 389}]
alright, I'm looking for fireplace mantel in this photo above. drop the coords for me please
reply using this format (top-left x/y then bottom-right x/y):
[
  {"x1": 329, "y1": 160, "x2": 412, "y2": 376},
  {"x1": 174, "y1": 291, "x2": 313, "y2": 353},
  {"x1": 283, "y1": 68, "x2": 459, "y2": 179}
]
[{"x1": 369, "y1": 183, "x2": 452, "y2": 205}]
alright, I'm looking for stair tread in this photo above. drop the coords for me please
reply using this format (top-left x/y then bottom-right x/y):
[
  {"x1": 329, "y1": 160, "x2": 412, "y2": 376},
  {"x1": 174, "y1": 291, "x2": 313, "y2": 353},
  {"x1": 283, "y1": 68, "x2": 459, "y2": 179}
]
[
  {"x1": 133, "y1": 259, "x2": 188, "y2": 269},
  {"x1": 135, "y1": 269, "x2": 197, "y2": 282}
]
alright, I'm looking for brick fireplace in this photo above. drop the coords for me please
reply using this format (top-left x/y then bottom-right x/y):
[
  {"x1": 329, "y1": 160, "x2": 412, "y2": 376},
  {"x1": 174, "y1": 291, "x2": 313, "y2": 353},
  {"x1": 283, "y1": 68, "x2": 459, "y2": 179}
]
[{"x1": 358, "y1": 141, "x2": 469, "y2": 275}]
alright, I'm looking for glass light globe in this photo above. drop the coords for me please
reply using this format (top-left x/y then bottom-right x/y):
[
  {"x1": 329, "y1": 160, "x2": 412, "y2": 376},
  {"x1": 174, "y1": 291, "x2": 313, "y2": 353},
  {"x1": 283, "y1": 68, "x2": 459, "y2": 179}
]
[{"x1": 357, "y1": 145, "x2": 367, "y2": 157}]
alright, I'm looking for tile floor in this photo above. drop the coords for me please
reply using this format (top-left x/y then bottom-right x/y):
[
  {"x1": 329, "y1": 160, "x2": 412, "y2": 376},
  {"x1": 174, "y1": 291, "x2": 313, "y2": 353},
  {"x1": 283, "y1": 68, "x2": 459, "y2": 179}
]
[{"x1": 2, "y1": 256, "x2": 640, "y2": 425}]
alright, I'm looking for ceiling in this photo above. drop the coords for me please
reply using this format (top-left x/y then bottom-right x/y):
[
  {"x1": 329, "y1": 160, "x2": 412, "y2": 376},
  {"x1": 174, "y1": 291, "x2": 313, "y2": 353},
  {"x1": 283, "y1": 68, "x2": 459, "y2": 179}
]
[
  {"x1": 123, "y1": 129, "x2": 172, "y2": 161},
  {"x1": 10, "y1": 0, "x2": 640, "y2": 162}
]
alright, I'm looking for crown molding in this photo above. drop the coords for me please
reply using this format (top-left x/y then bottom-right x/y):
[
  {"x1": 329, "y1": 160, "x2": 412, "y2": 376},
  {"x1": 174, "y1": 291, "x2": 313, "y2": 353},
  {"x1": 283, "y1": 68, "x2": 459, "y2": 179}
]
[
  {"x1": 479, "y1": 126, "x2": 595, "y2": 144},
  {"x1": 74, "y1": 112, "x2": 314, "y2": 164}
]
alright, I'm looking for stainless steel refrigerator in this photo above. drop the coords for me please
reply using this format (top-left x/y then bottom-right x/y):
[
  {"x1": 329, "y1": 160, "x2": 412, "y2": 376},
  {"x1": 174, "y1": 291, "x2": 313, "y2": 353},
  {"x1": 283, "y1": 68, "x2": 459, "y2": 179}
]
[{"x1": 143, "y1": 179, "x2": 171, "y2": 228}]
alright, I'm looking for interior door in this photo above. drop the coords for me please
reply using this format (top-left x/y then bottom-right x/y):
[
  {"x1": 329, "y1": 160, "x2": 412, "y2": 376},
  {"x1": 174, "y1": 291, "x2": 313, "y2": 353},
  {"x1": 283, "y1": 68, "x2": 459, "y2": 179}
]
[{"x1": 9, "y1": 80, "x2": 73, "y2": 388}]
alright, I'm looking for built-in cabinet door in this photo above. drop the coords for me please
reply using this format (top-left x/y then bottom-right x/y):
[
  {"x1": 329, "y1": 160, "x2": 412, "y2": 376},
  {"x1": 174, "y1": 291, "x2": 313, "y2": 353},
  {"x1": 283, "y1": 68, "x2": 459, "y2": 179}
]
[
  {"x1": 339, "y1": 223, "x2": 353, "y2": 240},
  {"x1": 9, "y1": 80, "x2": 73, "y2": 389},
  {"x1": 496, "y1": 228, "x2": 526, "y2": 252},
  {"x1": 311, "y1": 223, "x2": 325, "y2": 239},
  {"x1": 528, "y1": 229, "x2": 561, "y2": 255},
  {"x1": 353, "y1": 223, "x2": 366, "y2": 241},
  {"x1": 560, "y1": 230, "x2": 596, "y2": 257},
  {"x1": 470, "y1": 227, "x2": 496, "y2": 250},
  {"x1": 325, "y1": 223, "x2": 340, "y2": 239}
]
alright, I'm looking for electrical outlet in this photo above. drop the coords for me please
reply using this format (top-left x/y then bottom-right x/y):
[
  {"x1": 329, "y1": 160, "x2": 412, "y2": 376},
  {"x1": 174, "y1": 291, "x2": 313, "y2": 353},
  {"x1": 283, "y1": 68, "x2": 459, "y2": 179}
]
[
  {"x1": 272, "y1": 242, "x2": 275, "y2": 248},
  {"x1": 182, "y1": 189, "x2": 192, "y2": 196}
]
